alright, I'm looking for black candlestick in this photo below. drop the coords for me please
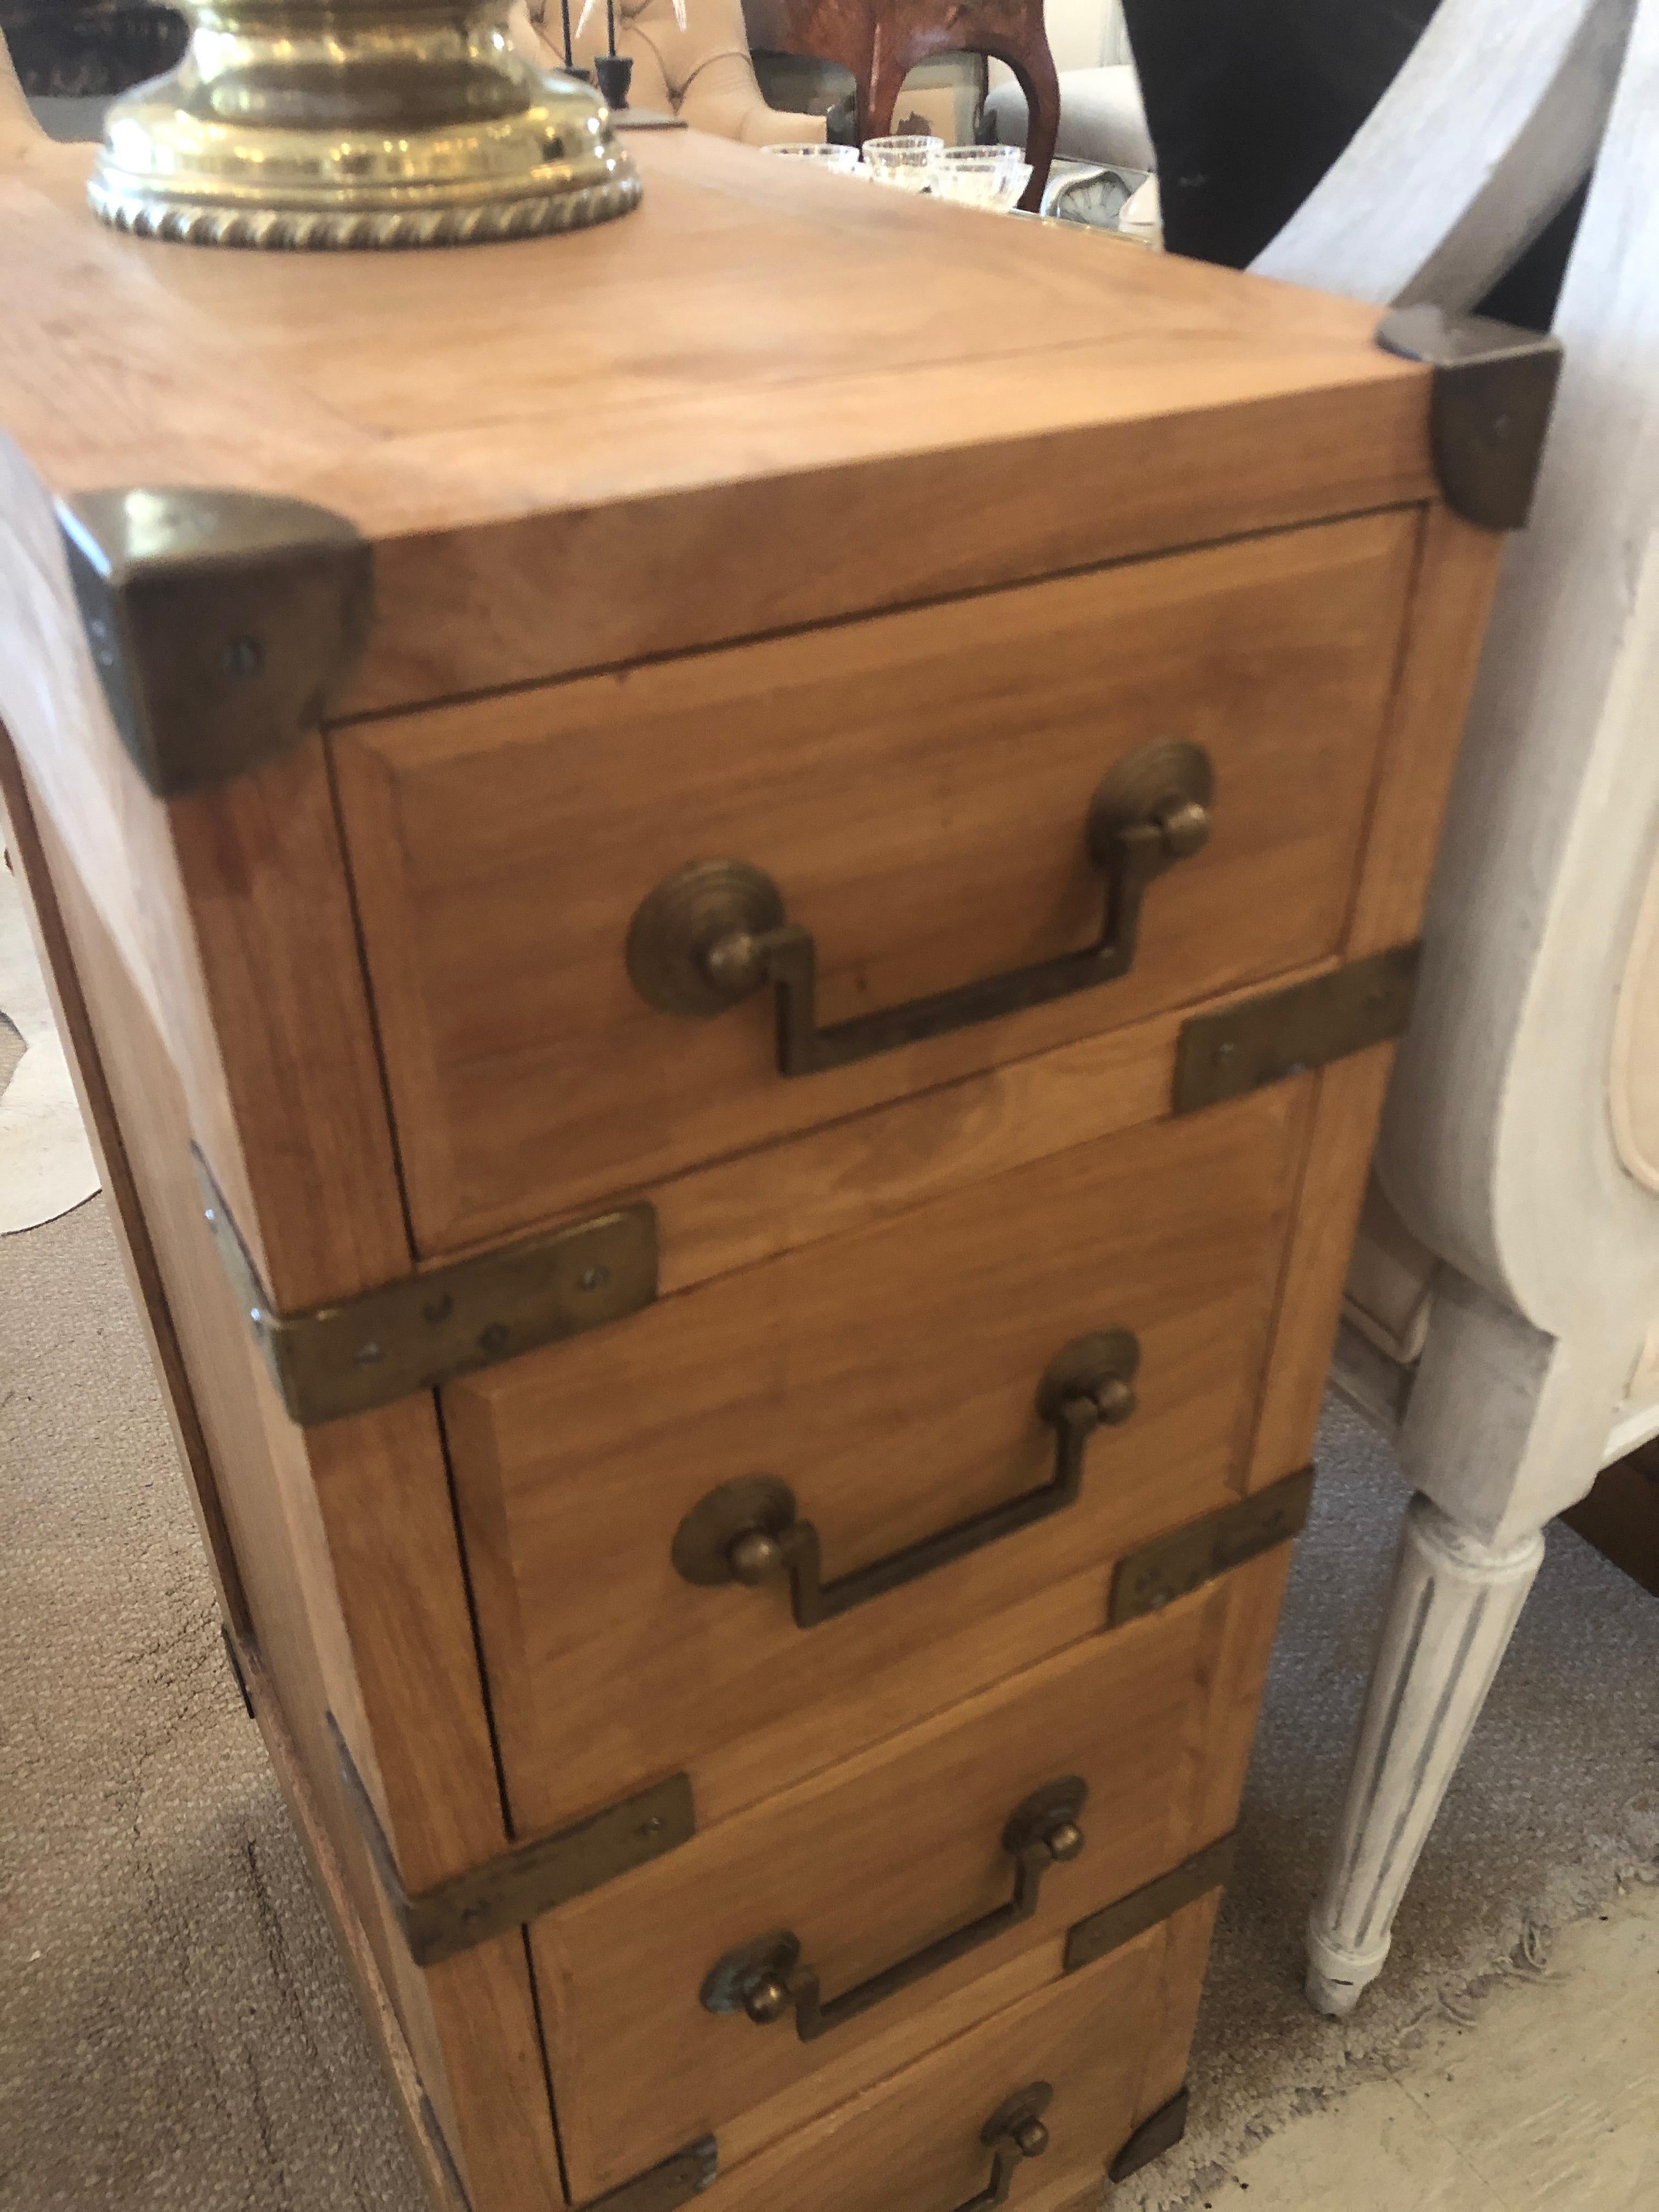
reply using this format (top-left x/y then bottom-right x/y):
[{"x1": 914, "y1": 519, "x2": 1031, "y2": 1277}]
[
  {"x1": 606, "y1": 0, "x2": 617, "y2": 54},
  {"x1": 594, "y1": 52, "x2": 632, "y2": 108},
  {"x1": 560, "y1": 0, "x2": 573, "y2": 66}
]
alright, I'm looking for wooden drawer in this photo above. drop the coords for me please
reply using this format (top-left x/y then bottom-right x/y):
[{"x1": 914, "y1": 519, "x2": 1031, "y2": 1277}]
[
  {"x1": 332, "y1": 510, "x2": 1417, "y2": 1255},
  {"x1": 537, "y1": 1552, "x2": 1282, "y2": 2200},
  {"x1": 600, "y1": 1888, "x2": 1219, "y2": 2212},
  {"x1": 443, "y1": 1075, "x2": 1305, "y2": 1842}
]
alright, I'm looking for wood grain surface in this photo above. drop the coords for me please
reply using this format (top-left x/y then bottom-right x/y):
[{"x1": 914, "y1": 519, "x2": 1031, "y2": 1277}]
[
  {"x1": 444, "y1": 1080, "x2": 1303, "y2": 1842},
  {"x1": 5, "y1": 750, "x2": 566, "y2": 2212},
  {"x1": 0, "y1": 129, "x2": 1433, "y2": 714},
  {"x1": 539, "y1": 1560, "x2": 1277, "y2": 2197},
  {"x1": 335, "y1": 511, "x2": 1416, "y2": 1252},
  {"x1": 678, "y1": 1903, "x2": 1212, "y2": 2212}
]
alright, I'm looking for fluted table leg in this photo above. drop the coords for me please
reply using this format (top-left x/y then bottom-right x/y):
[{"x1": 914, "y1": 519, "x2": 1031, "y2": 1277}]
[{"x1": 1306, "y1": 1492, "x2": 1544, "y2": 2016}]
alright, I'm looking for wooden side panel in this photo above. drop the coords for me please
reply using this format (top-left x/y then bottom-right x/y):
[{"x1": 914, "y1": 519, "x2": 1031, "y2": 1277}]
[
  {"x1": 1244, "y1": 502, "x2": 1507, "y2": 1486},
  {"x1": 0, "y1": 729, "x2": 249, "y2": 1641},
  {"x1": 7, "y1": 746, "x2": 565, "y2": 2212},
  {"x1": 166, "y1": 736, "x2": 416, "y2": 1312},
  {"x1": 1131, "y1": 1888, "x2": 1223, "y2": 2145},
  {"x1": 238, "y1": 1641, "x2": 470, "y2": 2212},
  {"x1": 1245, "y1": 1046, "x2": 1398, "y2": 1488},
  {"x1": 1344, "y1": 506, "x2": 1507, "y2": 960},
  {"x1": 334, "y1": 511, "x2": 1419, "y2": 1253},
  {"x1": 0, "y1": 449, "x2": 529, "y2": 1907}
]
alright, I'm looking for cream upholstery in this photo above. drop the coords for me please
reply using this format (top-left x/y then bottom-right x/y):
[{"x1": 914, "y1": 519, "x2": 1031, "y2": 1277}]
[
  {"x1": 1611, "y1": 845, "x2": 1659, "y2": 1195},
  {"x1": 1345, "y1": 832, "x2": 1659, "y2": 1401},
  {"x1": 509, "y1": 0, "x2": 825, "y2": 145},
  {"x1": 1343, "y1": 1181, "x2": 1438, "y2": 1366},
  {"x1": 985, "y1": 63, "x2": 1153, "y2": 171}
]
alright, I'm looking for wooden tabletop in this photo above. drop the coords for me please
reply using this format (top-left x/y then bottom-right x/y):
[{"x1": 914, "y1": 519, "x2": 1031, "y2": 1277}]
[{"x1": 0, "y1": 123, "x2": 1432, "y2": 712}]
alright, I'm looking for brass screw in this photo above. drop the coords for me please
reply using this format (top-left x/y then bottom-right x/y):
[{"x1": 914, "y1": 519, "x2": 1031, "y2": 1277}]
[
  {"x1": 1156, "y1": 798, "x2": 1211, "y2": 861},
  {"x1": 743, "y1": 1974, "x2": 793, "y2": 2025},
  {"x1": 1012, "y1": 2119, "x2": 1051, "y2": 2159},
  {"x1": 1092, "y1": 1375, "x2": 1137, "y2": 1426},
  {"x1": 727, "y1": 1529, "x2": 785, "y2": 1585},
  {"x1": 1045, "y1": 1820, "x2": 1086, "y2": 1864}
]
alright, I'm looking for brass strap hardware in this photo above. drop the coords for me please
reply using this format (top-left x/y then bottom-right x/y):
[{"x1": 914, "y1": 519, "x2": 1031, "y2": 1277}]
[
  {"x1": 58, "y1": 488, "x2": 373, "y2": 798},
  {"x1": 701, "y1": 1779, "x2": 1088, "y2": 2042},
  {"x1": 672, "y1": 1329, "x2": 1139, "y2": 1624},
  {"x1": 1109, "y1": 2088, "x2": 1190, "y2": 2184},
  {"x1": 330, "y1": 1719, "x2": 695, "y2": 1967},
  {"x1": 581, "y1": 2138, "x2": 718, "y2": 2211},
  {"x1": 194, "y1": 1149, "x2": 657, "y2": 1426},
  {"x1": 1063, "y1": 1831, "x2": 1236, "y2": 1975},
  {"x1": 625, "y1": 739, "x2": 1214, "y2": 1077},
  {"x1": 1109, "y1": 1467, "x2": 1315, "y2": 1628},
  {"x1": 1171, "y1": 946, "x2": 1420, "y2": 1115},
  {"x1": 955, "y1": 2085, "x2": 1054, "y2": 2211},
  {"x1": 1376, "y1": 306, "x2": 1565, "y2": 532}
]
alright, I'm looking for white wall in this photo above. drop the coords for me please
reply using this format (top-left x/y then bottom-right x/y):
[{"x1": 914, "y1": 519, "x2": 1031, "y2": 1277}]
[{"x1": 1043, "y1": 0, "x2": 1130, "y2": 72}]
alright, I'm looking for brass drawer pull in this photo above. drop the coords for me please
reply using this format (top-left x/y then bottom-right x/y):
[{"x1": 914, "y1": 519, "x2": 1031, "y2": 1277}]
[
  {"x1": 671, "y1": 1329, "x2": 1139, "y2": 1626},
  {"x1": 701, "y1": 1790, "x2": 1086, "y2": 2042},
  {"x1": 956, "y1": 2086, "x2": 1054, "y2": 2211},
  {"x1": 626, "y1": 740, "x2": 1213, "y2": 1077}
]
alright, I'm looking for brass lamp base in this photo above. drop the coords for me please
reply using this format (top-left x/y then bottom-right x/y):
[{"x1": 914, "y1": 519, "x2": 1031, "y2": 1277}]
[{"x1": 87, "y1": 5, "x2": 641, "y2": 250}]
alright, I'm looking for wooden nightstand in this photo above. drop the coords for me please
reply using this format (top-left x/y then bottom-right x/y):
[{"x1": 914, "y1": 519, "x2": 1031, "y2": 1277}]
[{"x1": 0, "y1": 120, "x2": 1554, "y2": 2212}]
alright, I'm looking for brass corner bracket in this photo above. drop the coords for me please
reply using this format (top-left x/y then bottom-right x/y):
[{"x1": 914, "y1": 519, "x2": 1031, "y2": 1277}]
[
  {"x1": 1378, "y1": 304, "x2": 1565, "y2": 532},
  {"x1": 194, "y1": 1150, "x2": 657, "y2": 1426},
  {"x1": 58, "y1": 488, "x2": 373, "y2": 798},
  {"x1": 1109, "y1": 1466, "x2": 1316, "y2": 1628},
  {"x1": 329, "y1": 1718, "x2": 696, "y2": 1969},
  {"x1": 584, "y1": 2139, "x2": 719, "y2": 2211},
  {"x1": 1109, "y1": 2087, "x2": 1192, "y2": 2184},
  {"x1": 1063, "y1": 1832, "x2": 1235, "y2": 1975},
  {"x1": 1172, "y1": 946, "x2": 1420, "y2": 1116}
]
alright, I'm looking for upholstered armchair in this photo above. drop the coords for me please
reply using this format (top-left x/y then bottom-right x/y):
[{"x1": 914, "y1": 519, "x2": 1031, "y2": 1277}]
[
  {"x1": 509, "y1": 0, "x2": 826, "y2": 144},
  {"x1": 1239, "y1": 0, "x2": 1651, "y2": 2016}
]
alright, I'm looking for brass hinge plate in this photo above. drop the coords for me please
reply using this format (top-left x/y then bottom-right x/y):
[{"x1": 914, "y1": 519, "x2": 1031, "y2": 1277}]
[
  {"x1": 1377, "y1": 305, "x2": 1565, "y2": 532},
  {"x1": 195, "y1": 1149, "x2": 657, "y2": 1425},
  {"x1": 1172, "y1": 945, "x2": 1419, "y2": 1116},
  {"x1": 58, "y1": 487, "x2": 373, "y2": 798},
  {"x1": 1063, "y1": 1832, "x2": 1235, "y2": 1975},
  {"x1": 583, "y1": 2140, "x2": 719, "y2": 2211},
  {"x1": 1109, "y1": 1466, "x2": 1315, "y2": 1628},
  {"x1": 330, "y1": 1718, "x2": 696, "y2": 1967}
]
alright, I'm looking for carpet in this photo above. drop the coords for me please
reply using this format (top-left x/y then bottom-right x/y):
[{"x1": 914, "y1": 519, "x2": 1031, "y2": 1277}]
[{"x1": 3, "y1": 1199, "x2": 1657, "y2": 2211}]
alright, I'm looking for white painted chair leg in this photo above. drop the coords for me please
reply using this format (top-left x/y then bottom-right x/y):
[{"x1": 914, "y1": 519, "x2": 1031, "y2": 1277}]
[{"x1": 1305, "y1": 1493, "x2": 1544, "y2": 2016}]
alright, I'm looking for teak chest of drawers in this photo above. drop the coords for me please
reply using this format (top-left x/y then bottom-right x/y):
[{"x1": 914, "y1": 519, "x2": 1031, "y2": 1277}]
[{"x1": 0, "y1": 117, "x2": 1557, "y2": 2212}]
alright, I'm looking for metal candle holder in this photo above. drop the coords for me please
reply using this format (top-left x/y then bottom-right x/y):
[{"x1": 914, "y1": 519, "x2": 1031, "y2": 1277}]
[{"x1": 87, "y1": 2, "x2": 642, "y2": 250}]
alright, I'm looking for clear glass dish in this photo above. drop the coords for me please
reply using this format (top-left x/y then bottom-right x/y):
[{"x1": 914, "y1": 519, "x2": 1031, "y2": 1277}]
[
  {"x1": 860, "y1": 135, "x2": 943, "y2": 190},
  {"x1": 929, "y1": 150, "x2": 1033, "y2": 211},
  {"x1": 760, "y1": 142, "x2": 862, "y2": 173}
]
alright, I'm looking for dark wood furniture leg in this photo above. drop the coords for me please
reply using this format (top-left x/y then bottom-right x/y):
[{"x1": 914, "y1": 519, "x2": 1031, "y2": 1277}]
[{"x1": 784, "y1": 0, "x2": 1059, "y2": 210}]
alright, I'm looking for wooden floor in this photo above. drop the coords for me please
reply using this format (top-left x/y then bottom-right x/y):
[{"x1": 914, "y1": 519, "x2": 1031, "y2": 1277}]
[{"x1": 1195, "y1": 1880, "x2": 1659, "y2": 2209}]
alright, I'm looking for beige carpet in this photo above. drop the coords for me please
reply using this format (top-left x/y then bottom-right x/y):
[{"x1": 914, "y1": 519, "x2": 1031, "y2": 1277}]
[{"x1": 3, "y1": 1198, "x2": 1657, "y2": 2211}]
